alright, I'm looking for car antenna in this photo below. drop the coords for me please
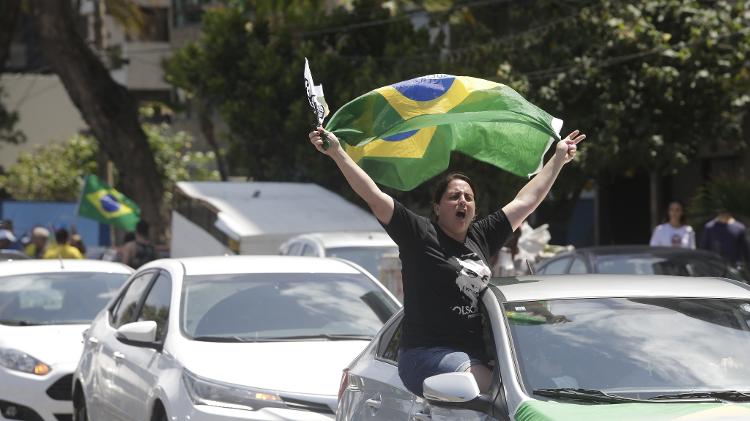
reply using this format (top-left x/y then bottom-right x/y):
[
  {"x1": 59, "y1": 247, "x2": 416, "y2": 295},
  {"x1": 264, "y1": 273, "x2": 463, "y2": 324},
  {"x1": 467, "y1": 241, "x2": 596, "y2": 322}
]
[{"x1": 526, "y1": 259, "x2": 535, "y2": 275}]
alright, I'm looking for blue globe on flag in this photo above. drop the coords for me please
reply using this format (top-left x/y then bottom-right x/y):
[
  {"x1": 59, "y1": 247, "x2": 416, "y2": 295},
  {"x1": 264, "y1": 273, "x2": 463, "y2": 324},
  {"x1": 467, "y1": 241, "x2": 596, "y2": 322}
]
[{"x1": 100, "y1": 194, "x2": 122, "y2": 213}]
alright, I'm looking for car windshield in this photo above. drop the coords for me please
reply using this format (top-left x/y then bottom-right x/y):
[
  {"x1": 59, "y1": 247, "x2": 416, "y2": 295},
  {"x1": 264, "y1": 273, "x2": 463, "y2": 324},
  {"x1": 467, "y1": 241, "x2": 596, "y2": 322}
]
[
  {"x1": 594, "y1": 254, "x2": 745, "y2": 281},
  {"x1": 0, "y1": 272, "x2": 129, "y2": 325},
  {"x1": 181, "y1": 272, "x2": 399, "y2": 341},
  {"x1": 505, "y1": 298, "x2": 750, "y2": 398},
  {"x1": 326, "y1": 246, "x2": 398, "y2": 279}
]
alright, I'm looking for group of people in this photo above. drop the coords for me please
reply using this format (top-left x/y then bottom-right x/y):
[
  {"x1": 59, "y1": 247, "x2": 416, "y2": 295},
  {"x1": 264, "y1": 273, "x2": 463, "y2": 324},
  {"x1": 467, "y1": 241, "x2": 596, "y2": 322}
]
[
  {"x1": 0, "y1": 220, "x2": 86, "y2": 259},
  {"x1": 0, "y1": 218, "x2": 156, "y2": 268},
  {"x1": 650, "y1": 201, "x2": 749, "y2": 269}
]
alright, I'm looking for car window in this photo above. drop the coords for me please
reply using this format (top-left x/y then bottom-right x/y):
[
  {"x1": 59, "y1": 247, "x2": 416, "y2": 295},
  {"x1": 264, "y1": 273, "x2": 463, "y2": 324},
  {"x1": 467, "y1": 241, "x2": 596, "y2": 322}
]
[
  {"x1": 285, "y1": 242, "x2": 303, "y2": 255},
  {"x1": 376, "y1": 316, "x2": 403, "y2": 364},
  {"x1": 112, "y1": 272, "x2": 156, "y2": 328},
  {"x1": 182, "y1": 273, "x2": 399, "y2": 340},
  {"x1": 0, "y1": 272, "x2": 128, "y2": 326},
  {"x1": 301, "y1": 244, "x2": 318, "y2": 257},
  {"x1": 538, "y1": 257, "x2": 571, "y2": 274},
  {"x1": 595, "y1": 255, "x2": 735, "y2": 277},
  {"x1": 137, "y1": 271, "x2": 171, "y2": 342},
  {"x1": 326, "y1": 246, "x2": 399, "y2": 279},
  {"x1": 568, "y1": 257, "x2": 588, "y2": 274},
  {"x1": 505, "y1": 297, "x2": 750, "y2": 397}
]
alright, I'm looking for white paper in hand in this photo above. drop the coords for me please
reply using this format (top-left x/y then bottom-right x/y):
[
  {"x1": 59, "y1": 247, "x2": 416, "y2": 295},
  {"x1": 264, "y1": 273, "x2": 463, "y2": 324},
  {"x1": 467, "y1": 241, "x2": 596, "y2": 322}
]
[{"x1": 304, "y1": 58, "x2": 329, "y2": 126}]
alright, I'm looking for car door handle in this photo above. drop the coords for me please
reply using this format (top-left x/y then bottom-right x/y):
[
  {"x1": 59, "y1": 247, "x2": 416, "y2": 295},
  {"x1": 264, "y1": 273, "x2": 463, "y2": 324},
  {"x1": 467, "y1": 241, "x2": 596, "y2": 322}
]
[
  {"x1": 365, "y1": 396, "x2": 381, "y2": 409},
  {"x1": 113, "y1": 351, "x2": 125, "y2": 361},
  {"x1": 412, "y1": 411, "x2": 431, "y2": 421}
]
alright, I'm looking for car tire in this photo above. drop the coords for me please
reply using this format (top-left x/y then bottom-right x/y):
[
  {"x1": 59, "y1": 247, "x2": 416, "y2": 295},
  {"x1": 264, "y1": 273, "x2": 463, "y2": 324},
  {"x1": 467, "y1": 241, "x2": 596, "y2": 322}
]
[{"x1": 73, "y1": 394, "x2": 88, "y2": 421}]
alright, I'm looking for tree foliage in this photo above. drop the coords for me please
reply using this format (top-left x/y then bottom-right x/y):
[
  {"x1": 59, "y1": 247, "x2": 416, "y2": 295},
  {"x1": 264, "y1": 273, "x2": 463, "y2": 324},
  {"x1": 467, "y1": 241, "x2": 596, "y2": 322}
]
[
  {"x1": 165, "y1": 0, "x2": 749, "y2": 219},
  {"x1": 0, "y1": 117, "x2": 220, "y2": 203}
]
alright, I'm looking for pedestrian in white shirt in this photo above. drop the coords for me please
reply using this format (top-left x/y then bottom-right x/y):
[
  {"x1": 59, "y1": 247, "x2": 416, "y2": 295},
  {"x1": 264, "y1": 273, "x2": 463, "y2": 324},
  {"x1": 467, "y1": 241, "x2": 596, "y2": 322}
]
[{"x1": 650, "y1": 201, "x2": 695, "y2": 249}]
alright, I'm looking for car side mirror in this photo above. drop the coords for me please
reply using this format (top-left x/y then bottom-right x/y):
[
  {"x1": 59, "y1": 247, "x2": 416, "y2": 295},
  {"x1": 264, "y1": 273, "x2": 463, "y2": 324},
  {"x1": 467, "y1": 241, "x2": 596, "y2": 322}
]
[
  {"x1": 116, "y1": 321, "x2": 157, "y2": 345},
  {"x1": 423, "y1": 372, "x2": 499, "y2": 415},
  {"x1": 423, "y1": 372, "x2": 480, "y2": 402}
]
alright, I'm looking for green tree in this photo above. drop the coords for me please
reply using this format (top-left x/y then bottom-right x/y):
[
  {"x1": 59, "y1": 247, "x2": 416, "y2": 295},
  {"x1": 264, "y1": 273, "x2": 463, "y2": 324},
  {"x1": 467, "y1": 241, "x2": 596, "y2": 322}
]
[
  {"x1": 0, "y1": 0, "x2": 25, "y2": 150},
  {"x1": 0, "y1": 118, "x2": 219, "y2": 204},
  {"x1": 165, "y1": 0, "x2": 749, "y2": 233},
  {"x1": 165, "y1": 0, "x2": 444, "y2": 209},
  {"x1": 445, "y1": 0, "x2": 750, "y2": 225}
]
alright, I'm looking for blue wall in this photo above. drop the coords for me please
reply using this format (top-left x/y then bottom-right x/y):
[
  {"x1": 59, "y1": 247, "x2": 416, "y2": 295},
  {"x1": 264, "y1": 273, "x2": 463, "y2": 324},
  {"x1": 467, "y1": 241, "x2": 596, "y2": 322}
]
[{"x1": 0, "y1": 201, "x2": 109, "y2": 247}]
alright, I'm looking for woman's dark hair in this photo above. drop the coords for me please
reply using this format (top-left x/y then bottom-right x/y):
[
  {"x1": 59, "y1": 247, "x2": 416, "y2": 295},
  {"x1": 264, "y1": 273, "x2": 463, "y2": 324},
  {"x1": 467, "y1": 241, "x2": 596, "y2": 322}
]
[{"x1": 432, "y1": 172, "x2": 477, "y2": 204}]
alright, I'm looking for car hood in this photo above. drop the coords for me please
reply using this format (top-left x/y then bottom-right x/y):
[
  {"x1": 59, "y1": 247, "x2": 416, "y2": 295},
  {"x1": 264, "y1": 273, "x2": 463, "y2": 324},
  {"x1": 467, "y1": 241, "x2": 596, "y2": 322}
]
[
  {"x1": 176, "y1": 339, "x2": 367, "y2": 395},
  {"x1": 515, "y1": 400, "x2": 750, "y2": 420},
  {"x1": 0, "y1": 324, "x2": 87, "y2": 366}
]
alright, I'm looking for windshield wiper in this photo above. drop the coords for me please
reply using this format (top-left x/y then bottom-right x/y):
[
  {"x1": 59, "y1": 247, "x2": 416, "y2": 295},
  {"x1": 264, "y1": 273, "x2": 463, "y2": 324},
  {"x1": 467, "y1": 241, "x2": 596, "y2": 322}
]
[
  {"x1": 0, "y1": 319, "x2": 40, "y2": 326},
  {"x1": 193, "y1": 336, "x2": 254, "y2": 342},
  {"x1": 649, "y1": 391, "x2": 750, "y2": 402},
  {"x1": 265, "y1": 334, "x2": 373, "y2": 341},
  {"x1": 533, "y1": 388, "x2": 646, "y2": 404}
]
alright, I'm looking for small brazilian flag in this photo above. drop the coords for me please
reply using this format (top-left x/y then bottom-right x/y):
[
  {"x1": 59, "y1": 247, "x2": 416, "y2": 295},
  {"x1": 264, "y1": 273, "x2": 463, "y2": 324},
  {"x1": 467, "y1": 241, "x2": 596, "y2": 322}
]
[
  {"x1": 326, "y1": 75, "x2": 563, "y2": 191},
  {"x1": 77, "y1": 174, "x2": 140, "y2": 231}
]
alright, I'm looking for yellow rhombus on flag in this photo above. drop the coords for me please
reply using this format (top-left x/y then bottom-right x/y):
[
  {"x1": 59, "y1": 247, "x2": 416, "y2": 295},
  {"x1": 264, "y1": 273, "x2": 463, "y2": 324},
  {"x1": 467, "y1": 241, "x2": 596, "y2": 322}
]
[{"x1": 76, "y1": 174, "x2": 140, "y2": 231}]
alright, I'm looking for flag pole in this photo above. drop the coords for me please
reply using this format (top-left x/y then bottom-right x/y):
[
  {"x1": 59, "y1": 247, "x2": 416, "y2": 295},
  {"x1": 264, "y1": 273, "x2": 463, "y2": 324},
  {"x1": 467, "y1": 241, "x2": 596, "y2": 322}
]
[{"x1": 107, "y1": 161, "x2": 116, "y2": 247}]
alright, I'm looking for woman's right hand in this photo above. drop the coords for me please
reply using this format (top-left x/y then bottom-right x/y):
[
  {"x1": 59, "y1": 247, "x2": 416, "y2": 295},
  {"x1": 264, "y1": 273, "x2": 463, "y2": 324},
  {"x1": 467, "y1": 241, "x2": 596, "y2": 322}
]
[{"x1": 308, "y1": 126, "x2": 341, "y2": 155}]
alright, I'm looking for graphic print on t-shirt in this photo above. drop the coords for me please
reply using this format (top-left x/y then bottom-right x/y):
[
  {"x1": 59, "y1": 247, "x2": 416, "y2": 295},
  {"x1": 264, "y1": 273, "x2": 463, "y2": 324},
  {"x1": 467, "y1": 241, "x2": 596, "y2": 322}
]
[{"x1": 450, "y1": 253, "x2": 492, "y2": 318}]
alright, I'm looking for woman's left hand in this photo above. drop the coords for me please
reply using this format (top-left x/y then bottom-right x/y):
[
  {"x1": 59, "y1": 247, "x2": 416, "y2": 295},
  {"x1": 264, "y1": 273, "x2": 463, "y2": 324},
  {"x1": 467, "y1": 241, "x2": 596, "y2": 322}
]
[{"x1": 555, "y1": 130, "x2": 586, "y2": 164}]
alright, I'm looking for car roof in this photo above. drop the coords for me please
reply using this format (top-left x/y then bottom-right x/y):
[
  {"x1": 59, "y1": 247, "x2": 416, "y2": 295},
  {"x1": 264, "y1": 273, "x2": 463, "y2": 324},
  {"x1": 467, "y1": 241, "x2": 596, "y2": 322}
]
[
  {"x1": 164, "y1": 255, "x2": 366, "y2": 276},
  {"x1": 0, "y1": 259, "x2": 134, "y2": 277},
  {"x1": 490, "y1": 274, "x2": 750, "y2": 302},
  {"x1": 287, "y1": 231, "x2": 396, "y2": 249}
]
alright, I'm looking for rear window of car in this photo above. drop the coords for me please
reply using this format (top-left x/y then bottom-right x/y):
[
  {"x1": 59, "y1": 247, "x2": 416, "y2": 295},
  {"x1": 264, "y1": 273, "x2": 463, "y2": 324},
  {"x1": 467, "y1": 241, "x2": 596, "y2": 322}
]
[
  {"x1": 181, "y1": 273, "x2": 399, "y2": 341},
  {"x1": 595, "y1": 254, "x2": 737, "y2": 279},
  {"x1": 0, "y1": 272, "x2": 129, "y2": 325}
]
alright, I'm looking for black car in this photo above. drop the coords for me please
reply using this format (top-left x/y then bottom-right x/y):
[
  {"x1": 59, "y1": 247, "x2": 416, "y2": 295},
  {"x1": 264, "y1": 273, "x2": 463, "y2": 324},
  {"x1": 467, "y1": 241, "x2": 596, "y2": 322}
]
[{"x1": 536, "y1": 245, "x2": 748, "y2": 283}]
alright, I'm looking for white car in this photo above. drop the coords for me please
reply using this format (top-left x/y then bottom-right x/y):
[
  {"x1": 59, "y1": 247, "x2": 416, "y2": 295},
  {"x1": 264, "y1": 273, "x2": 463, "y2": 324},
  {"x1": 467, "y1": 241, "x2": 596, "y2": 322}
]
[
  {"x1": 278, "y1": 232, "x2": 398, "y2": 281},
  {"x1": 73, "y1": 255, "x2": 400, "y2": 421},
  {"x1": 338, "y1": 275, "x2": 750, "y2": 420},
  {"x1": 0, "y1": 259, "x2": 133, "y2": 421}
]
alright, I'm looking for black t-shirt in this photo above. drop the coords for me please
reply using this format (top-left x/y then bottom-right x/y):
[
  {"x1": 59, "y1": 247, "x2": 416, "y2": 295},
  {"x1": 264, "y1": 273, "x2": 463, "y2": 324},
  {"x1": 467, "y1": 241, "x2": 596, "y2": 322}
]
[{"x1": 382, "y1": 200, "x2": 512, "y2": 352}]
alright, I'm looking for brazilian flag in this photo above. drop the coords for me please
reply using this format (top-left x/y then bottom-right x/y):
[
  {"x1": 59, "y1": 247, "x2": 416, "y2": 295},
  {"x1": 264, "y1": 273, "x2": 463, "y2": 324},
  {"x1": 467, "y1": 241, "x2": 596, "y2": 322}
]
[
  {"x1": 326, "y1": 75, "x2": 563, "y2": 191},
  {"x1": 77, "y1": 174, "x2": 140, "y2": 231}
]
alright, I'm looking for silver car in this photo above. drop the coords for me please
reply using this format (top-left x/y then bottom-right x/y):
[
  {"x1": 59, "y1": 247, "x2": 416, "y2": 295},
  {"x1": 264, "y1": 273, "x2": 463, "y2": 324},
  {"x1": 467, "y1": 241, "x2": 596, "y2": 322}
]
[{"x1": 337, "y1": 275, "x2": 750, "y2": 420}]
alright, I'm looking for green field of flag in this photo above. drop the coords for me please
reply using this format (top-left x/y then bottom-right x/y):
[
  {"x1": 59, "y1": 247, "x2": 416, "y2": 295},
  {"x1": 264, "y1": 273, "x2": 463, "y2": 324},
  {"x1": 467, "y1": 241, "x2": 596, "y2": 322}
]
[
  {"x1": 325, "y1": 74, "x2": 562, "y2": 191},
  {"x1": 77, "y1": 174, "x2": 140, "y2": 231}
]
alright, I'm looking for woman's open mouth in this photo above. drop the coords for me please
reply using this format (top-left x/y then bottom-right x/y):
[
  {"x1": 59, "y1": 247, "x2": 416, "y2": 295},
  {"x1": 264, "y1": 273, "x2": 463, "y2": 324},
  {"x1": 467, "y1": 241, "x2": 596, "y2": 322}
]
[{"x1": 456, "y1": 210, "x2": 466, "y2": 220}]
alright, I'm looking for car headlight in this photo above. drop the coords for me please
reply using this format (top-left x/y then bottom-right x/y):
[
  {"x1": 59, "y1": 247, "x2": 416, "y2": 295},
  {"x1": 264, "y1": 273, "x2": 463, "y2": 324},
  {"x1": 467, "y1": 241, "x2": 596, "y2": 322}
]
[
  {"x1": 0, "y1": 348, "x2": 51, "y2": 375},
  {"x1": 182, "y1": 369, "x2": 283, "y2": 411}
]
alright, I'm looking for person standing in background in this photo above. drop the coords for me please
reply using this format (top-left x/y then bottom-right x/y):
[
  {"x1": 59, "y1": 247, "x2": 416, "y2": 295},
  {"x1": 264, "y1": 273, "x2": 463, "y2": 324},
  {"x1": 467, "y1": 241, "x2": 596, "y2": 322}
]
[
  {"x1": 120, "y1": 220, "x2": 156, "y2": 268},
  {"x1": 24, "y1": 226, "x2": 50, "y2": 258},
  {"x1": 43, "y1": 228, "x2": 83, "y2": 259},
  {"x1": 700, "y1": 209, "x2": 749, "y2": 270},
  {"x1": 650, "y1": 201, "x2": 695, "y2": 249}
]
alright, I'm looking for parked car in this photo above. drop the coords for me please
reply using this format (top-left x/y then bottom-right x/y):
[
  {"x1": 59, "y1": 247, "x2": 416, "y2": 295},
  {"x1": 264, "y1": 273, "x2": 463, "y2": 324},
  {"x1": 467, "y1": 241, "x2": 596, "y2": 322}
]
[
  {"x1": 535, "y1": 245, "x2": 747, "y2": 282},
  {"x1": 338, "y1": 274, "x2": 750, "y2": 420},
  {"x1": 0, "y1": 259, "x2": 133, "y2": 421},
  {"x1": 278, "y1": 231, "x2": 398, "y2": 280},
  {"x1": 74, "y1": 255, "x2": 401, "y2": 421}
]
